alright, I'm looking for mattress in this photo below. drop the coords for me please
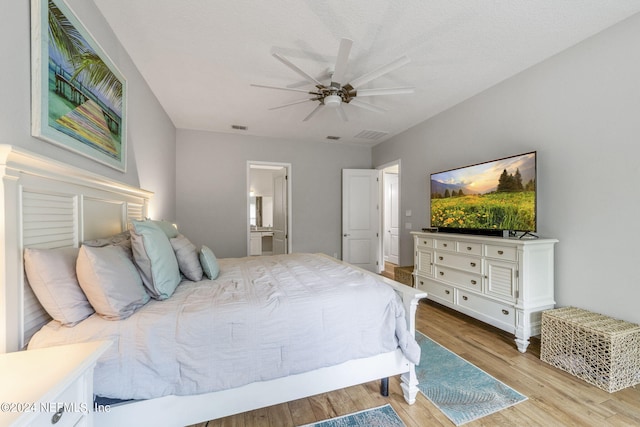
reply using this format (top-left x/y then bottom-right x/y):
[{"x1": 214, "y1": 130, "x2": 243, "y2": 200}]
[{"x1": 28, "y1": 253, "x2": 419, "y2": 400}]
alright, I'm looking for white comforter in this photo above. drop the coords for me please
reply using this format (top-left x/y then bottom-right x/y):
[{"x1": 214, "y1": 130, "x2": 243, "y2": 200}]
[{"x1": 28, "y1": 253, "x2": 419, "y2": 400}]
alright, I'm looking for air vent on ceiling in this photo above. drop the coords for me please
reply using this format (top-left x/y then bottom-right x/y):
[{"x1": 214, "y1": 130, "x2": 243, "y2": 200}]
[
  {"x1": 231, "y1": 125, "x2": 248, "y2": 130},
  {"x1": 326, "y1": 136, "x2": 341, "y2": 141},
  {"x1": 354, "y1": 130, "x2": 389, "y2": 140}
]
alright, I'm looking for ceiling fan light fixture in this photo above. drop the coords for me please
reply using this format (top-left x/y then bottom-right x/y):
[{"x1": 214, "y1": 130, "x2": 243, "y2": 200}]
[{"x1": 324, "y1": 94, "x2": 342, "y2": 108}]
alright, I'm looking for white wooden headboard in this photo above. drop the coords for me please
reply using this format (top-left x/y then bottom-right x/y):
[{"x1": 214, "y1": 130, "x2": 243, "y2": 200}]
[{"x1": 0, "y1": 145, "x2": 152, "y2": 353}]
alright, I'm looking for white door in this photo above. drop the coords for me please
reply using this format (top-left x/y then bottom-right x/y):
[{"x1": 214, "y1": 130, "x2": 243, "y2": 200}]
[
  {"x1": 272, "y1": 168, "x2": 288, "y2": 254},
  {"x1": 342, "y1": 169, "x2": 380, "y2": 272},
  {"x1": 384, "y1": 172, "x2": 400, "y2": 265}
]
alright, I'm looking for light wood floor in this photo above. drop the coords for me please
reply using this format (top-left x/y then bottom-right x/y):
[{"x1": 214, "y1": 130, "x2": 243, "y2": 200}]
[{"x1": 191, "y1": 300, "x2": 640, "y2": 427}]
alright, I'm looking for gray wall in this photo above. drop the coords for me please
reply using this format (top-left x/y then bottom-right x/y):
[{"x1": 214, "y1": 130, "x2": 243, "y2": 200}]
[
  {"x1": 176, "y1": 130, "x2": 371, "y2": 258},
  {"x1": 373, "y1": 13, "x2": 640, "y2": 323},
  {"x1": 0, "y1": 0, "x2": 176, "y2": 221}
]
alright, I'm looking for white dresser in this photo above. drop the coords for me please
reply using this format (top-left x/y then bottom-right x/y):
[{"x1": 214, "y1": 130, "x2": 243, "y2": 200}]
[
  {"x1": 412, "y1": 231, "x2": 557, "y2": 352},
  {"x1": 0, "y1": 341, "x2": 110, "y2": 427}
]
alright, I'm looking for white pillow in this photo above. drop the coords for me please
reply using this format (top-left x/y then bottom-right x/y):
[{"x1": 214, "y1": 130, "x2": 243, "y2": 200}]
[
  {"x1": 23, "y1": 247, "x2": 94, "y2": 326},
  {"x1": 76, "y1": 245, "x2": 149, "y2": 320},
  {"x1": 130, "y1": 220, "x2": 181, "y2": 300},
  {"x1": 199, "y1": 245, "x2": 220, "y2": 280},
  {"x1": 170, "y1": 234, "x2": 203, "y2": 281}
]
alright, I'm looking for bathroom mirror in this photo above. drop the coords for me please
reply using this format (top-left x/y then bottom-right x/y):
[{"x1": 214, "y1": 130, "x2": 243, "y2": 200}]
[{"x1": 249, "y1": 196, "x2": 262, "y2": 227}]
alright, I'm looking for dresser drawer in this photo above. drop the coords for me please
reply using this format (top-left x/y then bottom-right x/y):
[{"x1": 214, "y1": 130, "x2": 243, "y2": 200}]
[
  {"x1": 435, "y1": 265, "x2": 482, "y2": 291},
  {"x1": 416, "y1": 236, "x2": 434, "y2": 249},
  {"x1": 417, "y1": 278, "x2": 454, "y2": 304},
  {"x1": 484, "y1": 244, "x2": 517, "y2": 261},
  {"x1": 435, "y1": 239, "x2": 455, "y2": 251},
  {"x1": 434, "y1": 252, "x2": 482, "y2": 274},
  {"x1": 457, "y1": 291, "x2": 515, "y2": 328},
  {"x1": 456, "y1": 241, "x2": 482, "y2": 255}
]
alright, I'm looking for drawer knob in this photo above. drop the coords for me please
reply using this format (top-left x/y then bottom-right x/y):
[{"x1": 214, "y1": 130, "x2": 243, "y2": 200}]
[
  {"x1": 438, "y1": 256, "x2": 444, "y2": 260},
  {"x1": 51, "y1": 407, "x2": 64, "y2": 424},
  {"x1": 462, "y1": 295, "x2": 468, "y2": 301},
  {"x1": 502, "y1": 309, "x2": 510, "y2": 315},
  {"x1": 498, "y1": 250, "x2": 504, "y2": 255},
  {"x1": 443, "y1": 243, "x2": 448, "y2": 247},
  {"x1": 470, "y1": 280, "x2": 477, "y2": 285},
  {"x1": 470, "y1": 262, "x2": 476, "y2": 267},
  {"x1": 467, "y1": 246, "x2": 472, "y2": 251},
  {"x1": 420, "y1": 281, "x2": 424, "y2": 285},
  {"x1": 445, "y1": 290, "x2": 450, "y2": 295},
  {"x1": 422, "y1": 240, "x2": 427, "y2": 245},
  {"x1": 439, "y1": 271, "x2": 445, "y2": 276}
]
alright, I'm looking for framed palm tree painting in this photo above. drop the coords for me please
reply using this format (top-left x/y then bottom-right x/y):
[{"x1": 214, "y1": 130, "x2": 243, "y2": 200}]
[{"x1": 31, "y1": 0, "x2": 127, "y2": 172}]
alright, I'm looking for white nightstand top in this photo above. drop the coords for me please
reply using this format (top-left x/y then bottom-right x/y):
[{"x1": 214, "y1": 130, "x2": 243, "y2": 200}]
[{"x1": 0, "y1": 341, "x2": 111, "y2": 426}]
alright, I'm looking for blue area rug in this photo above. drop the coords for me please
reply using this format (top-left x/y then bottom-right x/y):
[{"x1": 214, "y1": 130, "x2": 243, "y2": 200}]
[
  {"x1": 299, "y1": 404, "x2": 405, "y2": 427},
  {"x1": 416, "y1": 331, "x2": 527, "y2": 425}
]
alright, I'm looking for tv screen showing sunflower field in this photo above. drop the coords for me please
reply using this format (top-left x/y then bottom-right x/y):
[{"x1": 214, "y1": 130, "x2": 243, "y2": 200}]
[{"x1": 430, "y1": 152, "x2": 536, "y2": 232}]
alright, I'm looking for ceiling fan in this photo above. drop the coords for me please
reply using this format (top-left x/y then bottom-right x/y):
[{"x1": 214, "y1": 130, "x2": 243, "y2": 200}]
[{"x1": 251, "y1": 38, "x2": 414, "y2": 122}]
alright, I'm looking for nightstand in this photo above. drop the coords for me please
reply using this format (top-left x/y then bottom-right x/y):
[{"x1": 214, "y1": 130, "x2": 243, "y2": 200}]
[{"x1": 0, "y1": 341, "x2": 110, "y2": 427}]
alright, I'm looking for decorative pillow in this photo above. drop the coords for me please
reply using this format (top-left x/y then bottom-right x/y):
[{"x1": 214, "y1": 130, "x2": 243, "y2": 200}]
[
  {"x1": 151, "y1": 220, "x2": 179, "y2": 239},
  {"x1": 199, "y1": 245, "x2": 220, "y2": 280},
  {"x1": 130, "y1": 220, "x2": 181, "y2": 300},
  {"x1": 83, "y1": 231, "x2": 132, "y2": 259},
  {"x1": 76, "y1": 245, "x2": 149, "y2": 320},
  {"x1": 170, "y1": 234, "x2": 203, "y2": 281},
  {"x1": 23, "y1": 247, "x2": 94, "y2": 326}
]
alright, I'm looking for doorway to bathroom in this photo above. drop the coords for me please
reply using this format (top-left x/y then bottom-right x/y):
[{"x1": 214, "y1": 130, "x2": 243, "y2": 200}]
[{"x1": 247, "y1": 161, "x2": 292, "y2": 256}]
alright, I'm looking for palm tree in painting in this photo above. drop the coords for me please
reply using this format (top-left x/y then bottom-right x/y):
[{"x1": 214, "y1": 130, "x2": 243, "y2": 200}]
[
  {"x1": 47, "y1": 0, "x2": 122, "y2": 110},
  {"x1": 70, "y1": 51, "x2": 123, "y2": 108}
]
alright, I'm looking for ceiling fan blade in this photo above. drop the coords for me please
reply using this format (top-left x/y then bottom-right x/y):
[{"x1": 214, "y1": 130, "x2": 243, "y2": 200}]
[
  {"x1": 269, "y1": 98, "x2": 316, "y2": 110},
  {"x1": 348, "y1": 55, "x2": 411, "y2": 89},
  {"x1": 349, "y1": 99, "x2": 387, "y2": 114},
  {"x1": 303, "y1": 103, "x2": 324, "y2": 121},
  {"x1": 336, "y1": 104, "x2": 348, "y2": 122},
  {"x1": 287, "y1": 68, "x2": 333, "y2": 88},
  {"x1": 251, "y1": 84, "x2": 317, "y2": 94},
  {"x1": 272, "y1": 53, "x2": 323, "y2": 86},
  {"x1": 331, "y1": 38, "x2": 353, "y2": 85},
  {"x1": 355, "y1": 87, "x2": 414, "y2": 97}
]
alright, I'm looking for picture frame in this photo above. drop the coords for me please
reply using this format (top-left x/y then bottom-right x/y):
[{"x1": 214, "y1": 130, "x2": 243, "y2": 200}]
[{"x1": 31, "y1": 0, "x2": 127, "y2": 172}]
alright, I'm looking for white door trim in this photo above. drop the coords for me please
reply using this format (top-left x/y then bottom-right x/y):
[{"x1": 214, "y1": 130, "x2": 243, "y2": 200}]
[
  {"x1": 247, "y1": 161, "x2": 293, "y2": 256},
  {"x1": 378, "y1": 159, "x2": 401, "y2": 269}
]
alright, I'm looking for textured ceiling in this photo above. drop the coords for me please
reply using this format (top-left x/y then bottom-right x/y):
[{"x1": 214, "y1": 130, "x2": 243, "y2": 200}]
[{"x1": 92, "y1": 0, "x2": 640, "y2": 146}]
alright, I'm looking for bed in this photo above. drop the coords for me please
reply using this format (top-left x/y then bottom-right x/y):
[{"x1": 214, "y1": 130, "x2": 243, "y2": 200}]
[{"x1": 0, "y1": 145, "x2": 426, "y2": 427}]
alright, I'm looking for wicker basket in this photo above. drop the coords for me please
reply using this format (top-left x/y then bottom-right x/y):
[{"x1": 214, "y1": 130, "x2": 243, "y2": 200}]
[
  {"x1": 540, "y1": 307, "x2": 640, "y2": 392},
  {"x1": 393, "y1": 266, "x2": 414, "y2": 287}
]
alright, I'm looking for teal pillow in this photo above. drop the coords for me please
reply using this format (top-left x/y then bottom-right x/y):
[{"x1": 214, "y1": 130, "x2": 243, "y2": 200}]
[
  {"x1": 130, "y1": 220, "x2": 181, "y2": 300},
  {"x1": 151, "y1": 220, "x2": 179, "y2": 238},
  {"x1": 199, "y1": 245, "x2": 220, "y2": 280}
]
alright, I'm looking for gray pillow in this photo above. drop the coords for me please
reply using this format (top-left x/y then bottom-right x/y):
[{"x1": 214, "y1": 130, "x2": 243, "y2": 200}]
[
  {"x1": 170, "y1": 234, "x2": 203, "y2": 281},
  {"x1": 130, "y1": 220, "x2": 181, "y2": 300},
  {"x1": 23, "y1": 247, "x2": 94, "y2": 326},
  {"x1": 76, "y1": 245, "x2": 149, "y2": 320},
  {"x1": 83, "y1": 231, "x2": 132, "y2": 259}
]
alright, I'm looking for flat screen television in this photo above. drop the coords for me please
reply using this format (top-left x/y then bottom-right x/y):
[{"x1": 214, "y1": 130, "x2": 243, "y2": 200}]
[{"x1": 430, "y1": 151, "x2": 536, "y2": 235}]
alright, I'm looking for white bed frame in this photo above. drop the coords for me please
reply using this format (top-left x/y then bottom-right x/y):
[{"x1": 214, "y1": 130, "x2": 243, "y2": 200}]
[{"x1": 0, "y1": 145, "x2": 426, "y2": 427}]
